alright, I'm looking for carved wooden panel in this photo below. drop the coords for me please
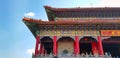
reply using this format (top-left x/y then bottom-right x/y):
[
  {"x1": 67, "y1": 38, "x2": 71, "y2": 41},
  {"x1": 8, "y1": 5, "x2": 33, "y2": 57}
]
[
  {"x1": 39, "y1": 25, "x2": 100, "y2": 36},
  {"x1": 40, "y1": 30, "x2": 55, "y2": 36},
  {"x1": 56, "y1": 30, "x2": 76, "y2": 36}
]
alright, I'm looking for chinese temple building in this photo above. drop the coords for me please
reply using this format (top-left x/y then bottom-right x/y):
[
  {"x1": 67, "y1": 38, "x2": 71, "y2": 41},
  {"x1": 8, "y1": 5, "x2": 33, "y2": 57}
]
[{"x1": 23, "y1": 6, "x2": 120, "y2": 58}]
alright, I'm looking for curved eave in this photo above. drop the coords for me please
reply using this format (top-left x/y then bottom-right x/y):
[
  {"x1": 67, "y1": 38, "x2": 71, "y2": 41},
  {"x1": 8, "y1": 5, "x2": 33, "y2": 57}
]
[
  {"x1": 44, "y1": 5, "x2": 120, "y2": 12},
  {"x1": 23, "y1": 17, "x2": 40, "y2": 37},
  {"x1": 44, "y1": 6, "x2": 55, "y2": 21},
  {"x1": 44, "y1": 5, "x2": 120, "y2": 21},
  {"x1": 23, "y1": 17, "x2": 120, "y2": 25}
]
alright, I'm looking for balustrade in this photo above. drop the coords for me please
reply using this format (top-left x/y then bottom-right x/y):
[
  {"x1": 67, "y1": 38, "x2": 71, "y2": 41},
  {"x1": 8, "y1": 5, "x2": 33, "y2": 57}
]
[{"x1": 32, "y1": 52, "x2": 115, "y2": 58}]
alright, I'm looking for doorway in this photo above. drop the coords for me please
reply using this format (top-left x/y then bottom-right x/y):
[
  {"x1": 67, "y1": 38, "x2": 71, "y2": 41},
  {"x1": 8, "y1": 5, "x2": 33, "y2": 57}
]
[
  {"x1": 41, "y1": 37, "x2": 53, "y2": 54},
  {"x1": 80, "y1": 42, "x2": 92, "y2": 54},
  {"x1": 79, "y1": 36, "x2": 97, "y2": 54}
]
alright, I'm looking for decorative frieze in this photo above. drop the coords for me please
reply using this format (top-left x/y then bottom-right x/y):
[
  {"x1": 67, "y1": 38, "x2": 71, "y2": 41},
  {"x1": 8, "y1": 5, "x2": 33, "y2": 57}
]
[{"x1": 39, "y1": 25, "x2": 100, "y2": 36}]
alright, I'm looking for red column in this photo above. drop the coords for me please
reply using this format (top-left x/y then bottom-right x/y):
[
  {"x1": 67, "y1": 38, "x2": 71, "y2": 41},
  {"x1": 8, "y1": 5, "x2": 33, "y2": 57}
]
[
  {"x1": 43, "y1": 49, "x2": 46, "y2": 56},
  {"x1": 39, "y1": 47, "x2": 44, "y2": 55},
  {"x1": 97, "y1": 36, "x2": 104, "y2": 55},
  {"x1": 39, "y1": 43, "x2": 42, "y2": 54},
  {"x1": 44, "y1": 50, "x2": 47, "y2": 56},
  {"x1": 35, "y1": 36, "x2": 40, "y2": 56},
  {"x1": 42, "y1": 47, "x2": 44, "y2": 54},
  {"x1": 53, "y1": 36, "x2": 57, "y2": 56},
  {"x1": 92, "y1": 42, "x2": 98, "y2": 55},
  {"x1": 56, "y1": 42, "x2": 58, "y2": 55},
  {"x1": 75, "y1": 36, "x2": 80, "y2": 55}
]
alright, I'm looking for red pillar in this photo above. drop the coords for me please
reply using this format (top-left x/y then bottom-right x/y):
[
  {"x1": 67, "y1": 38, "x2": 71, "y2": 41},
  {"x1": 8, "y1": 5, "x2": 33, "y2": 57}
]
[
  {"x1": 42, "y1": 47, "x2": 44, "y2": 54},
  {"x1": 35, "y1": 36, "x2": 40, "y2": 56},
  {"x1": 53, "y1": 36, "x2": 57, "y2": 56},
  {"x1": 75, "y1": 36, "x2": 80, "y2": 55},
  {"x1": 43, "y1": 49, "x2": 46, "y2": 56},
  {"x1": 39, "y1": 43, "x2": 42, "y2": 54},
  {"x1": 92, "y1": 42, "x2": 98, "y2": 55},
  {"x1": 44, "y1": 50, "x2": 47, "y2": 56},
  {"x1": 56, "y1": 42, "x2": 58, "y2": 55},
  {"x1": 97, "y1": 36, "x2": 104, "y2": 55}
]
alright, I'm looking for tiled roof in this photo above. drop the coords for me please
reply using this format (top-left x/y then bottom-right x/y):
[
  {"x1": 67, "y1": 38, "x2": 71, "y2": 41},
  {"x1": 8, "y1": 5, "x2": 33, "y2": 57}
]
[
  {"x1": 44, "y1": 5, "x2": 120, "y2": 12},
  {"x1": 23, "y1": 17, "x2": 120, "y2": 25}
]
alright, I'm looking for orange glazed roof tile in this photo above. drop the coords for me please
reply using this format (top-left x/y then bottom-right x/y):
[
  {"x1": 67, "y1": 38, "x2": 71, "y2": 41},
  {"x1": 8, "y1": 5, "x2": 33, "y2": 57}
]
[
  {"x1": 44, "y1": 6, "x2": 120, "y2": 21},
  {"x1": 44, "y1": 5, "x2": 120, "y2": 12},
  {"x1": 23, "y1": 17, "x2": 120, "y2": 25}
]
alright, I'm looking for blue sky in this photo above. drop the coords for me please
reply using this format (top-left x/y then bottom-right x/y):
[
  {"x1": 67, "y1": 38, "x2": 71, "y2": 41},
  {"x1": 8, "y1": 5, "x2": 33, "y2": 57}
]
[{"x1": 0, "y1": 0, "x2": 120, "y2": 58}]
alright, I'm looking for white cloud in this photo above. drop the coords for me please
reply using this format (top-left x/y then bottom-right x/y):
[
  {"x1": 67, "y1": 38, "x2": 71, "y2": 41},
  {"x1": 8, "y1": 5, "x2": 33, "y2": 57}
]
[
  {"x1": 26, "y1": 48, "x2": 35, "y2": 54},
  {"x1": 24, "y1": 12, "x2": 35, "y2": 17},
  {"x1": 95, "y1": 0, "x2": 120, "y2": 7}
]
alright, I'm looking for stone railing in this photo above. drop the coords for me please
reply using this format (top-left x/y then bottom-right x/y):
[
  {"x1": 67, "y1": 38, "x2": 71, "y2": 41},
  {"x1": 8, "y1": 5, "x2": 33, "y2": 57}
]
[{"x1": 32, "y1": 53, "x2": 118, "y2": 58}]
